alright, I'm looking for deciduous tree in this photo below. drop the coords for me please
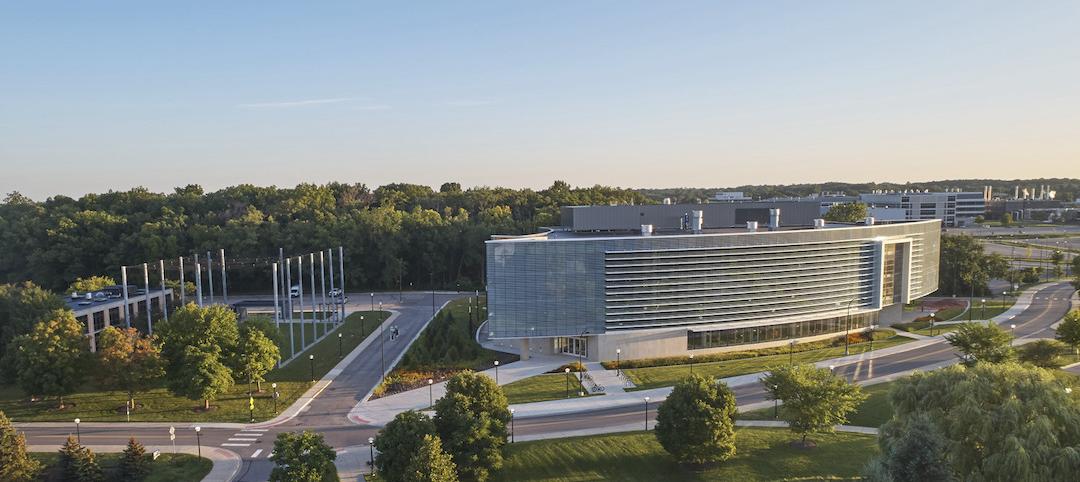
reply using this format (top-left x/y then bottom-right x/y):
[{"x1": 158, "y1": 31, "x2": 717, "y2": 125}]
[
  {"x1": 0, "y1": 281, "x2": 65, "y2": 370},
  {"x1": 66, "y1": 276, "x2": 116, "y2": 294},
  {"x1": 1018, "y1": 339, "x2": 1068, "y2": 368},
  {"x1": 1059, "y1": 310, "x2": 1080, "y2": 355},
  {"x1": 864, "y1": 413, "x2": 953, "y2": 482},
  {"x1": 168, "y1": 346, "x2": 234, "y2": 410},
  {"x1": 433, "y1": 371, "x2": 510, "y2": 482},
  {"x1": 156, "y1": 303, "x2": 239, "y2": 409},
  {"x1": 654, "y1": 374, "x2": 737, "y2": 465},
  {"x1": 883, "y1": 363, "x2": 1080, "y2": 480},
  {"x1": 268, "y1": 431, "x2": 337, "y2": 482},
  {"x1": 96, "y1": 326, "x2": 165, "y2": 410},
  {"x1": 235, "y1": 323, "x2": 280, "y2": 392},
  {"x1": 761, "y1": 364, "x2": 866, "y2": 446},
  {"x1": 8, "y1": 311, "x2": 87, "y2": 408},
  {"x1": 374, "y1": 410, "x2": 437, "y2": 482},
  {"x1": 404, "y1": 434, "x2": 458, "y2": 482},
  {"x1": 944, "y1": 322, "x2": 1014, "y2": 365},
  {"x1": 823, "y1": 202, "x2": 868, "y2": 223}
]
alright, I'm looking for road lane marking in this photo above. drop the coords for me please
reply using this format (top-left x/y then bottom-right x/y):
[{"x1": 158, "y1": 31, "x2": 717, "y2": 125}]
[{"x1": 251, "y1": 449, "x2": 263, "y2": 458}]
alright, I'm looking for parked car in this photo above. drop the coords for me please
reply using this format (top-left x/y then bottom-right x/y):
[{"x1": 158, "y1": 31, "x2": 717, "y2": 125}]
[
  {"x1": 329, "y1": 288, "x2": 343, "y2": 298},
  {"x1": 290, "y1": 285, "x2": 301, "y2": 297}
]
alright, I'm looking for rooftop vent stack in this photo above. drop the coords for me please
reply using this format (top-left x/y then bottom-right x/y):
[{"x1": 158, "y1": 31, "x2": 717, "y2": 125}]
[
  {"x1": 768, "y1": 209, "x2": 781, "y2": 231},
  {"x1": 813, "y1": 218, "x2": 826, "y2": 229},
  {"x1": 865, "y1": 216, "x2": 876, "y2": 226},
  {"x1": 746, "y1": 221, "x2": 759, "y2": 232},
  {"x1": 691, "y1": 210, "x2": 704, "y2": 233},
  {"x1": 640, "y1": 224, "x2": 654, "y2": 236}
]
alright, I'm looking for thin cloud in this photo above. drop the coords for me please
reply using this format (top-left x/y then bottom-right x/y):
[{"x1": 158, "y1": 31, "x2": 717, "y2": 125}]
[
  {"x1": 352, "y1": 104, "x2": 392, "y2": 111},
  {"x1": 238, "y1": 97, "x2": 365, "y2": 109},
  {"x1": 443, "y1": 99, "x2": 498, "y2": 107}
]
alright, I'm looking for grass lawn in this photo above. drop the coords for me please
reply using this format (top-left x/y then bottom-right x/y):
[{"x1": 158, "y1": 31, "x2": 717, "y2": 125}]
[
  {"x1": 0, "y1": 311, "x2": 387, "y2": 423},
  {"x1": 32, "y1": 452, "x2": 211, "y2": 482},
  {"x1": 502, "y1": 373, "x2": 597, "y2": 405},
  {"x1": 623, "y1": 335, "x2": 913, "y2": 391},
  {"x1": 738, "y1": 380, "x2": 897, "y2": 428},
  {"x1": 493, "y1": 428, "x2": 878, "y2": 482}
]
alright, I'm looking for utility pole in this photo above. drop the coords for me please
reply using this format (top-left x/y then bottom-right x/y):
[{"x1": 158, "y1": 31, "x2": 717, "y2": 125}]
[
  {"x1": 273, "y1": 262, "x2": 282, "y2": 366},
  {"x1": 121, "y1": 266, "x2": 131, "y2": 328},
  {"x1": 328, "y1": 248, "x2": 336, "y2": 323},
  {"x1": 158, "y1": 259, "x2": 168, "y2": 323},
  {"x1": 309, "y1": 253, "x2": 317, "y2": 338},
  {"x1": 338, "y1": 246, "x2": 346, "y2": 322},
  {"x1": 178, "y1": 257, "x2": 185, "y2": 305},
  {"x1": 142, "y1": 263, "x2": 152, "y2": 334},
  {"x1": 206, "y1": 251, "x2": 214, "y2": 304},
  {"x1": 220, "y1": 249, "x2": 228, "y2": 305},
  {"x1": 297, "y1": 256, "x2": 306, "y2": 349},
  {"x1": 319, "y1": 250, "x2": 328, "y2": 331},
  {"x1": 195, "y1": 263, "x2": 203, "y2": 307}
]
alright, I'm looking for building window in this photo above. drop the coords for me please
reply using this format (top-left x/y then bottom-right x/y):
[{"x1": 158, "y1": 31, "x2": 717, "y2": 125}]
[{"x1": 686, "y1": 312, "x2": 879, "y2": 350}]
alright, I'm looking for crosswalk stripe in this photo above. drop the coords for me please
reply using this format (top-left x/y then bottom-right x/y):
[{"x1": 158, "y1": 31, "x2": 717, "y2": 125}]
[
  {"x1": 229, "y1": 438, "x2": 258, "y2": 442},
  {"x1": 234, "y1": 433, "x2": 263, "y2": 437},
  {"x1": 222, "y1": 443, "x2": 250, "y2": 447},
  {"x1": 246, "y1": 428, "x2": 269, "y2": 432},
  {"x1": 251, "y1": 449, "x2": 263, "y2": 458}
]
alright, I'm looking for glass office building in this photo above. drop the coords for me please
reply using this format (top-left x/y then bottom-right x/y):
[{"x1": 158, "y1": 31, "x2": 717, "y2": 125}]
[{"x1": 486, "y1": 212, "x2": 940, "y2": 362}]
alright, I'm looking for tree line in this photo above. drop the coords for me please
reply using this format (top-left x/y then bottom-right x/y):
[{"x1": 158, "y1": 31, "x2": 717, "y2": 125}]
[{"x1": 0, "y1": 181, "x2": 650, "y2": 294}]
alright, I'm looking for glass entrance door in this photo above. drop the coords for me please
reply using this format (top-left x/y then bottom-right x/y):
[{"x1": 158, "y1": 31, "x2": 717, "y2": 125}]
[{"x1": 555, "y1": 336, "x2": 588, "y2": 357}]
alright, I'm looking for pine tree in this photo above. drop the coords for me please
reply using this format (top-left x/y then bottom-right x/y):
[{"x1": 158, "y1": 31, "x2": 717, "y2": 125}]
[
  {"x1": 59, "y1": 435, "x2": 85, "y2": 480},
  {"x1": 119, "y1": 436, "x2": 151, "y2": 481},
  {"x1": 0, "y1": 410, "x2": 42, "y2": 481},
  {"x1": 74, "y1": 448, "x2": 105, "y2": 482}
]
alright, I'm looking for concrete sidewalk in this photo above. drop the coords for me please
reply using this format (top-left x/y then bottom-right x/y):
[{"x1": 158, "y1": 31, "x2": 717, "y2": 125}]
[
  {"x1": 348, "y1": 353, "x2": 566, "y2": 427},
  {"x1": 27, "y1": 444, "x2": 241, "y2": 482}
]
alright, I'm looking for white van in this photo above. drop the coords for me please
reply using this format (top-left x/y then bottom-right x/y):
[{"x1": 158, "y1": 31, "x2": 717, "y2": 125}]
[{"x1": 290, "y1": 285, "x2": 300, "y2": 297}]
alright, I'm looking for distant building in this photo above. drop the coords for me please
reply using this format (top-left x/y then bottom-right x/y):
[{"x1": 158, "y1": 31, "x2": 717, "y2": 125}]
[
  {"x1": 712, "y1": 191, "x2": 753, "y2": 202},
  {"x1": 777, "y1": 190, "x2": 986, "y2": 227}
]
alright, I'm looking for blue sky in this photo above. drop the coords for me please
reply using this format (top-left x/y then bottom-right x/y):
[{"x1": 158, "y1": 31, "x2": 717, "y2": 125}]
[{"x1": 2, "y1": 1, "x2": 1079, "y2": 199}]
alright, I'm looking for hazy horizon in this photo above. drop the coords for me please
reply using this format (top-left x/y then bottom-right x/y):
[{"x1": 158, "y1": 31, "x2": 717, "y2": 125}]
[{"x1": 4, "y1": 1, "x2": 1080, "y2": 199}]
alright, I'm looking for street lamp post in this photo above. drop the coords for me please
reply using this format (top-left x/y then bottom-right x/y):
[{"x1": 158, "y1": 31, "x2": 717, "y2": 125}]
[
  {"x1": 772, "y1": 385, "x2": 779, "y2": 419},
  {"x1": 980, "y1": 299, "x2": 986, "y2": 322},
  {"x1": 845, "y1": 296, "x2": 857, "y2": 356},
  {"x1": 194, "y1": 426, "x2": 202, "y2": 458},
  {"x1": 689, "y1": 353, "x2": 695, "y2": 375},
  {"x1": 74, "y1": 418, "x2": 81, "y2": 443},
  {"x1": 338, "y1": 332, "x2": 343, "y2": 358},
  {"x1": 272, "y1": 383, "x2": 278, "y2": 413},
  {"x1": 1011, "y1": 324, "x2": 1017, "y2": 336},
  {"x1": 643, "y1": 397, "x2": 650, "y2": 431},
  {"x1": 930, "y1": 313, "x2": 936, "y2": 336},
  {"x1": 564, "y1": 367, "x2": 571, "y2": 399},
  {"x1": 615, "y1": 348, "x2": 621, "y2": 376},
  {"x1": 509, "y1": 408, "x2": 516, "y2": 443},
  {"x1": 368, "y1": 437, "x2": 375, "y2": 475},
  {"x1": 494, "y1": 360, "x2": 500, "y2": 384},
  {"x1": 428, "y1": 379, "x2": 434, "y2": 408},
  {"x1": 789, "y1": 340, "x2": 796, "y2": 366},
  {"x1": 309, "y1": 354, "x2": 315, "y2": 382}
]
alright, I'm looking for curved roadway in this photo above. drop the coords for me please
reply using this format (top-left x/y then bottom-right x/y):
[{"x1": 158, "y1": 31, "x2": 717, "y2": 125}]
[{"x1": 16, "y1": 283, "x2": 1076, "y2": 481}]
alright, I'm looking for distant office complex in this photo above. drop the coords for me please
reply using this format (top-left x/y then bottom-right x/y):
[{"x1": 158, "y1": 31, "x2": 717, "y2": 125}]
[
  {"x1": 787, "y1": 190, "x2": 986, "y2": 227},
  {"x1": 485, "y1": 203, "x2": 941, "y2": 361}
]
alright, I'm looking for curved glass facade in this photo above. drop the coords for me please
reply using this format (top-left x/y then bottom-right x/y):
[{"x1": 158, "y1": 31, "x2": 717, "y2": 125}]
[{"x1": 486, "y1": 220, "x2": 940, "y2": 342}]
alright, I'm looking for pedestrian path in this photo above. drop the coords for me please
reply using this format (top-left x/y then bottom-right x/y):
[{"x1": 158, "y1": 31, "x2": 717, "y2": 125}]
[
  {"x1": 219, "y1": 427, "x2": 268, "y2": 448},
  {"x1": 349, "y1": 353, "x2": 565, "y2": 427},
  {"x1": 584, "y1": 362, "x2": 633, "y2": 393}
]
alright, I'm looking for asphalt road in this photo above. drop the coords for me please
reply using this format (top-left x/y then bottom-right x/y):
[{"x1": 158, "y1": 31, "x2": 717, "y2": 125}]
[{"x1": 17, "y1": 283, "x2": 1076, "y2": 481}]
